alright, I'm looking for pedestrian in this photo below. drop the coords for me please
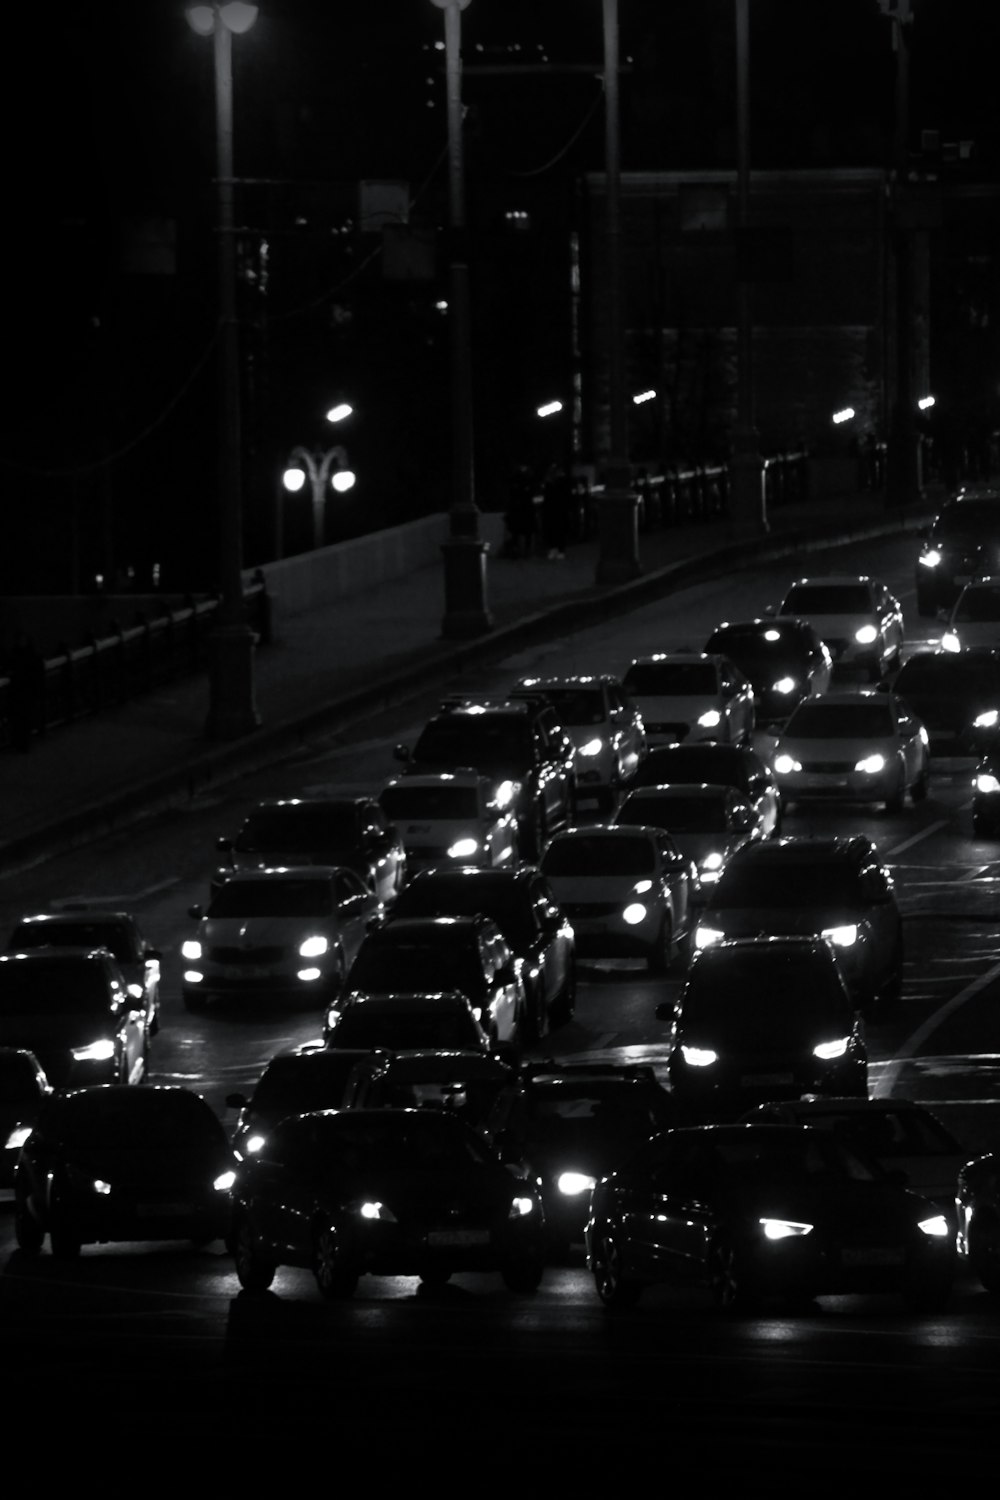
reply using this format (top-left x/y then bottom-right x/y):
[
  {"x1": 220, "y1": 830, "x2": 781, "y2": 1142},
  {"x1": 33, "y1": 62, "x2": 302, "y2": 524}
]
[
  {"x1": 6, "y1": 632, "x2": 45, "y2": 752},
  {"x1": 541, "y1": 463, "x2": 572, "y2": 559},
  {"x1": 505, "y1": 464, "x2": 537, "y2": 558}
]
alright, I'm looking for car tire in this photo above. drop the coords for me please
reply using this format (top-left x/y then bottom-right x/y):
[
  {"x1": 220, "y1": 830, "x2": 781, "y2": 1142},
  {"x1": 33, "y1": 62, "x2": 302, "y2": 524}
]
[
  {"x1": 647, "y1": 916, "x2": 673, "y2": 974},
  {"x1": 14, "y1": 1182, "x2": 44, "y2": 1255},
  {"x1": 523, "y1": 981, "x2": 548, "y2": 1045},
  {"x1": 549, "y1": 963, "x2": 577, "y2": 1028},
  {"x1": 885, "y1": 768, "x2": 906, "y2": 814},
  {"x1": 48, "y1": 1187, "x2": 81, "y2": 1261},
  {"x1": 591, "y1": 1227, "x2": 641, "y2": 1310},
  {"x1": 707, "y1": 1235, "x2": 758, "y2": 1313},
  {"x1": 911, "y1": 764, "x2": 930, "y2": 803},
  {"x1": 313, "y1": 1223, "x2": 359, "y2": 1301},
  {"x1": 501, "y1": 1257, "x2": 545, "y2": 1294},
  {"x1": 233, "y1": 1215, "x2": 276, "y2": 1292},
  {"x1": 969, "y1": 1215, "x2": 1000, "y2": 1294}
]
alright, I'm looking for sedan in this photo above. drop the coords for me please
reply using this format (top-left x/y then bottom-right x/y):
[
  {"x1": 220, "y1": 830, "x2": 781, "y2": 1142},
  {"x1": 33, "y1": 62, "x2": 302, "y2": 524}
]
[
  {"x1": 14, "y1": 1085, "x2": 238, "y2": 1258},
  {"x1": 7, "y1": 907, "x2": 162, "y2": 1036},
  {"x1": 586, "y1": 1123, "x2": 956, "y2": 1312},
  {"x1": 772, "y1": 689, "x2": 930, "y2": 812},
  {"x1": 230, "y1": 1108, "x2": 547, "y2": 1298},
  {"x1": 772, "y1": 574, "x2": 904, "y2": 681},
  {"x1": 181, "y1": 865, "x2": 382, "y2": 1012},
  {"x1": 704, "y1": 617, "x2": 832, "y2": 723},
  {"x1": 509, "y1": 674, "x2": 647, "y2": 811},
  {"x1": 941, "y1": 576, "x2": 1000, "y2": 653},
  {"x1": 956, "y1": 1151, "x2": 1000, "y2": 1294},
  {"x1": 615, "y1": 783, "x2": 763, "y2": 891},
  {"x1": 0, "y1": 949, "x2": 149, "y2": 1088},
  {"x1": 630, "y1": 741, "x2": 782, "y2": 837},
  {"x1": 0, "y1": 1047, "x2": 51, "y2": 1190},
  {"x1": 620, "y1": 652, "x2": 754, "y2": 749},
  {"x1": 323, "y1": 991, "x2": 493, "y2": 1055},
  {"x1": 892, "y1": 648, "x2": 1000, "y2": 758},
  {"x1": 539, "y1": 825, "x2": 697, "y2": 973}
]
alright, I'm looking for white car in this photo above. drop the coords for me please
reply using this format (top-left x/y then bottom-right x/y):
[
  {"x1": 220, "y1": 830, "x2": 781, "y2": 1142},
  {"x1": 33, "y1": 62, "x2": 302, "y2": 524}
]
[
  {"x1": 941, "y1": 577, "x2": 1000, "y2": 653},
  {"x1": 510, "y1": 674, "x2": 646, "y2": 812},
  {"x1": 774, "y1": 574, "x2": 904, "y2": 681},
  {"x1": 621, "y1": 652, "x2": 754, "y2": 748},
  {"x1": 379, "y1": 771, "x2": 519, "y2": 874},
  {"x1": 772, "y1": 689, "x2": 930, "y2": 812}
]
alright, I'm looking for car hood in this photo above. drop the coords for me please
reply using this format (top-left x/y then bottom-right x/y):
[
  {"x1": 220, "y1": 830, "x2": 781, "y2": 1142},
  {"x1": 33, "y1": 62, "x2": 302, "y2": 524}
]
[
  {"x1": 542, "y1": 873, "x2": 653, "y2": 900},
  {"x1": 777, "y1": 732, "x2": 897, "y2": 758},
  {"x1": 59, "y1": 1144, "x2": 234, "y2": 1192},
  {"x1": 701, "y1": 904, "x2": 861, "y2": 934},
  {"x1": 395, "y1": 818, "x2": 481, "y2": 846},
  {"x1": 200, "y1": 915, "x2": 335, "y2": 944},
  {"x1": 632, "y1": 692, "x2": 717, "y2": 722},
  {"x1": 230, "y1": 850, "x2": 352, "y2": 871},
  {"x1": 316, "y1": 1165, "x2": 516, "y2": 1219},
  {"x1": 0, "y1": 1014, "x2": 113, "y2": 1052},
  {"x1": 725, "y1": 1175, "x2": 927, "y2": 1232}
]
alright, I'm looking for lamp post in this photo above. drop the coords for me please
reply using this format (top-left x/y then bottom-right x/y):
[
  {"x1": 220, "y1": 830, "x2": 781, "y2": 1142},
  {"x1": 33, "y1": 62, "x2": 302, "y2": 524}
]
[
  {"x1": 881, "y1": 0, "x2": 921, "y2": 510},
  {"x1": 186, "y1": 1, "x2": 260, "y2": 739},
  {"x1": 281, "y1": 445, "x2": 354, "y2": 554},
  {"x1": 595, "y1": 0, "x2": 641, "y2": 585},
  {"x1": 729, "y1": 0, "x2": 766, "y2": 532},
  {"x1": 429, "y1": 0, "x2": 492, "y2": 639}
]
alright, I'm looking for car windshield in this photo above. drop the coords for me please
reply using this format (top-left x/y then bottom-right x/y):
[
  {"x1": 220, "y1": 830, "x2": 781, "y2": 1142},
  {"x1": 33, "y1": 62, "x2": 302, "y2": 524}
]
[
  {"x1": 380, "y1": 785, "x2": 481, "y2": 820},
  {"x1": 525, "y1": 1085, "x2": 668, "y2": 1148},
  {"x1": 620, "y1": 795, "x2": 728, "y2": 832},
  {"x1": 412, "y1": 718, "x2": 532, "y2": 772},
  {"x1": 623, "y1": 662, "x2": 717, "y2": 695},
  {"x1": 54, "y1": 1091, "x2": 224, "y2": 1150},
  {"x1": 248, "y1": 1055, "x2": 363, "y2": 1118},
  {"x1": 785, "y1": 702, "x2": 895, "y2": 738},
  {"x1": 935, "y1": 501, "x2": 1000, "y2": 538},
  {"x1": 333, "y1": 1010, "x2": 480, "y2": 1050},
  {"x1": 10, "y1": 920, "x2": 138, "y2": 963},
  {"x1": 236, "y1": 804, "x2": 357, "y2": 852},
  {"x1": 0, "y1": 960, "x2": 112, "y2": 1014},
  {"x1": 541, "y1": 835, "x2": 655, "y2": 877},
  {"x1": 710, "y1": 1131, "x2": 877, "y2": 1183},
  {"x1": 707, "y1": 627, "x2": 805, "y2": 668},
  {"x1": 782, "y1": 584, "x2": 872, "y2": 615},
  {"x1": 393, "y1": 881, "x2": 532, "y2": 947},
  {"x1": 313, "y1": 1111, "x2": 493, "y2": 1171},
  {"x1": 682, "y1": 952, "x2": 849, "y2": 1043},
  {"x1": 348, "y1": 935, "x2": 485, "y2": 997},
  {"x1": 712, "y1": 859, "x2": 859, "y2": 907},
  {"x1": 529, "y1": 688, "x2": 606, "y2": 726},
  {"x1": 208, "y1": 879, "x2": 331, "y2": 918},
  {"x1": 954, "y1": 585, "x2": 1000, "y2": 623}
]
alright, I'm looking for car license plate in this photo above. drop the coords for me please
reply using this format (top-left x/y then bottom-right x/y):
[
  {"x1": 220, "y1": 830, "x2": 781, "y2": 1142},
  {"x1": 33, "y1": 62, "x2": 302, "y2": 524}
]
[
  {"x1": 841, "y1": 1247, "x2": 904, "y2": 1267},
  {"x1": 804, "y1": 775, "x2": 847, "y2": 789},
  {"x1": 225, "y1": 964, "x2": 269, "y2": 980},
  {"x1": 741, "y1": 1072, "x2": 794, "y2": 1087},
  {"x1": 427, "y1": 1229, "x2": 489, "y2": 1248}
]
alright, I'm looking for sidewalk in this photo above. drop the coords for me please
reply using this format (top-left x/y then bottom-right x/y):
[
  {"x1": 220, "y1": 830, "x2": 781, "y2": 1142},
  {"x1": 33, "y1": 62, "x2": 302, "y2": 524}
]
[{"x1": 0, "y1": 486, "x2": 933, "y2": 874}]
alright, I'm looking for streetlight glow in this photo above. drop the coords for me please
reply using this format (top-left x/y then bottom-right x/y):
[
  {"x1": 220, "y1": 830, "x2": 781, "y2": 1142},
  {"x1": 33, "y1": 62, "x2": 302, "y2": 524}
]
[
  {"x1": 537, "y1": 401, "x2": 564, "y2": 418},
  {"x1": 282, "y1": 467, "x2": 307, "y2": 493},
  {"x1": 331, "y1": 469, "x2": 356, "y2": 493},
  {"x1": 632, "y1": 389, "x2": 656, "y2": 405},
  {"x1": 185, "y1": 2, "x2": 259, "y2": 36},
  {"x1": 326, "y1": 403, "x2": 353, "y2": 424},
  {"x1": 832, "y1": 407, "x2": 856, "y2": 424},
  {"x1": 918, "y1": 395, "x2": 935, "y2": 410}
]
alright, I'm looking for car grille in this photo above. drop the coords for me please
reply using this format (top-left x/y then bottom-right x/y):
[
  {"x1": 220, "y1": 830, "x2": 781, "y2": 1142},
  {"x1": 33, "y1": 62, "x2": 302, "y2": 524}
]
[
  {"x1": 209, "y1": 945, "x2": 285, "y2": 964},
  {"x1": 647, "y1": 721, "x2": 689, "y2": 739},
  {"x1": 562, "y1": 901, "x2": 621, "y2": 918},
  {"x1": 800, "y1": 759, "x2": 857, "y2": 773}
]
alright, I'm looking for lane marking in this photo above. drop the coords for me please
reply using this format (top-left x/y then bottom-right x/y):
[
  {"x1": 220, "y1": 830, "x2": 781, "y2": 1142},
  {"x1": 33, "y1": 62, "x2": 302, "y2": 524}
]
[
  {"x1": 875, "y1": 958, "x2": 1000, "y2": 1098},
  {"x1": 885, "y1": 820, "x2": 949, "y2": 857}
]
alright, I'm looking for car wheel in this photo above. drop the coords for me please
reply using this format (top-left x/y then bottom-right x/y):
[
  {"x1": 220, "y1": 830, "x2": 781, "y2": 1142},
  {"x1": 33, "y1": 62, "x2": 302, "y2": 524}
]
[
  {"x1": 591, "y1": 1228, "x2": 641, "y2": 1309},
  {"x1": 14, "y1": 1181, "x2": 44, "y2": 1255},
  {"x1": 501, "y1": 1256, "x2": 544, "y2": 1293},
  {"x1": 522, "y1": 980, "x2": 548, "y2": 1045},
  {"x1": 233, "y1": 1215, "x2": 276, "y2": 1292},
  {"x1": 48, "y1": 1183, "x2": 81, "y2": 1260},
  {"x1": 313, "y1": 1223, "x2": 358, "y2": 1301},
  {"x1": 549, "y1": 963, "x2": 577, "y2": 1028},
  {"x1": 647, "y1": 915, "x2": 673, "y2": 974},
  {"x1": 911, "y1": 763, "x2": 930, "y2": 803},
  {"x1": 969, "y1": 1215, "x2": 1000, "y2": 1293},
  {"x1": 707, "y1": 1235, "x2": 758, "y2": 1313},
  {"x1": 885, "y1": 769, "x2": 906, "y2": 814}
]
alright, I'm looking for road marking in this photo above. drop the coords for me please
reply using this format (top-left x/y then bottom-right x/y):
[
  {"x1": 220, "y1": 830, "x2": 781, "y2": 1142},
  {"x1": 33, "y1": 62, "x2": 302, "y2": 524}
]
[
  {"x1": 875, "y1": 959, "x2": 1000, "y2": 1097},
  {"x1": 886, "y1": 820, "x2": 949, "y2": 857},
  {"x1": 50, "y1": 880, "x2": 180, "y2": 907}
]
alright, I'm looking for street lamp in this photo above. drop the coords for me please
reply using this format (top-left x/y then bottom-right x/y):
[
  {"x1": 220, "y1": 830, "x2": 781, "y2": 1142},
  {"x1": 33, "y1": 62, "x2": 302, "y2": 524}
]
[
  {"x1": 429, "y1": 0, "x2": 492, "y2": 639},
  {"x1": 281, "y1": 445, "x2": 355, "y2": 553},
  {"x1": 186, "y1": 1, "x2": 260, "y2": 739}
]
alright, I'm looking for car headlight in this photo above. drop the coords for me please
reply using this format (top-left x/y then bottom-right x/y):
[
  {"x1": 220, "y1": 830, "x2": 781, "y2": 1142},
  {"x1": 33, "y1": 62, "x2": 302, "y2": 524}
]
[
  {"x1": 919, "y1": 726, "x2": 929, "y2": 746},
  {"x1": 941, "y1": 632, "x2": 960, "y2": 653},
  {"x1": 680, "y1": 1045, "x2": 718, "y2": 1067},
  {"x1": 855, "y1": 753, "x2": 886, "y2": 774},
  {"x1": 813, "y1": 1036, "x2": 849, "y2": 1060},
  {"x1": 694, "y1": 926, "x2": 724, "y2": 950},
  {"x1": 855, "y1": 625, "x2": 878, "y2": 645},
  {"x1": 974, "y1": 710, "x2": 999, "y2": 729},
  {"x1": 5, "y1": 1125, "x2": 31, "y2": 1151},
  {"x1": 622, "y1": 902, "x2": 647, "y2": 925},
  {"x1": 759, "y1": 1218, "x2": 813, "y2": 1240},
  {"x1": 698, "y1": 709, "x2": 722, "y2": 728},
  {"x1": 359, "y1": 1200, "x2": 397, "y2": 1222},
  {"x1": 557, "y1": 1172, "x2": 597, "y2": 1197},
  {"x1": 822, "y1": 923, "x2": 858, "y2": 948},
  {"x1": 494, "y1": 780, "x2": 518, "y2": 809},
  {"x1": 917, "y1": 1215, "x2": 950, "y2": 1238},
  {"x1": 774, "y1": 753, "x2": 800, "y2": 774},
  {"x1": 632, "y1": 879, "x2": 653, "y2": 894},
  {"x1": 919, "y1": 549, "x2": 941, "y2": 569},
  {"x1": 127, "y1": 982, "x2": 144, "y2": 1000},
  {"x1": 579, "y1": 738, "x2": 604, "y2": 757},
  {"x1": 773, "y1": 677, "x2": 797, "y2": 695},
  {"x1": 71, "y1": 1039, "x2": 116, "y2": 1062},
  {"x1": 182, "y1": 939, "x2": 202, "y2": 960},
  {"x1": 976, "y1": 772, "x2": 1000, "y2": 794},
  {"x1": 213, "y1": 1170, "x2": 236, "y2": 1193},
  {"x1": 244, "y1": 1134, "x2": 266, "y2": 1155},
  {"x1": 448, "y1": 837, "x2": 480, "y2": 859},
  {"x1": 299, "y1": 935, "x2": 329, "y2": 958},
  {"x1": 700, "y1": 852, "x2": 724, "y2": 872},
  {"x1": 296, "y1": 967, "x2": 322, "y2": 982},
  {"x1": 92, "y1": 1179, "x2": 112, "y2": 1196},
  {"x1": 509, "y1": 1196, "x2": 535, "y2": 1218}
]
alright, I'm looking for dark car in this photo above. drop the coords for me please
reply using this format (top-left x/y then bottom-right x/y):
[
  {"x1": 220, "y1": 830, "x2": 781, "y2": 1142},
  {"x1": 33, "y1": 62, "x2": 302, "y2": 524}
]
[
  {"x1": 230, "y1": 1107, "x2": 547, "y2": 1297},
  {"x1": 483, "y1": 1062, "x2": 675, "y2": 1249},
  {"x1": 0, "y1": 949, "x2": 150, "y2": 1089},
  {"x1": 892, "y1": 649, "x2": 1000, "y2": 758},
  {"x1": 629, "y1": 740, "x2": 782, "y2": 836},
  {"x1": 341, "y1": 1048, "x2": 514, "y2": 1132},
  {"x1": 615, "y1": 782, "x2": 764, "y2": 892},
  {"x1": 704, "y1": 617, "x2": 833, "y2": 722},
  {"x1": 0, "y1": 1047, "x2": 51, "y2": 1190},
  {"x1": 226, "y1": 1046, "x2": 374, "y2": 1161},
  {"x1": 956, "y1": 1150, "x2": 1000, "y2": 1294},
  {"x1": 7, "y1": 908, "x2": 162, "y2": 1036},
  {"x1": 915, "y1": 488, "x2": 1000, "y2": 617},
  {"x1": 14, "y1": 1085, "x2": 237, "y2": 1258},
  {"x1": 388, "y1": 864, "x2": 576, "y2": 1035},
  {"x1": 335, "y1": 914, "x2": 525, "y2": 1046},
  {"x1": 693, "y1": 835, "x2": 903, "y2": 1017},
  {"x1": 394, "y1": 697, "x2": 575, "y2": 860},
  {"x1": 585, "y1": 1123, "x2": 956, "y2": 1312},
  {"x1": 663, "y1": 936, "x2": 868, "y2": 1115},
  {"x1": 211, "y1": 795, "x2": 407, "y2": 904},
  {"x1": 972, "y1": 747, "x2": 1000, "y2": 835},
  {"x1": 322, "y1": 991, "x2": 493, "y2": 1054}
]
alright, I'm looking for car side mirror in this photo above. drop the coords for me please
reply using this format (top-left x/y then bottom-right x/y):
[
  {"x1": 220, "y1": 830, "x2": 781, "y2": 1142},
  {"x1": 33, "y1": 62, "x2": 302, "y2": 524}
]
[
  {"x1": 394, "y1": 743, "x2": 411, "y2": 763},
  {"x1": 188, "y1": 904, "x2": 204, "y2": 920},
  {"x1": 216, "y1": 836, "x2": 233, "y2": 852}
]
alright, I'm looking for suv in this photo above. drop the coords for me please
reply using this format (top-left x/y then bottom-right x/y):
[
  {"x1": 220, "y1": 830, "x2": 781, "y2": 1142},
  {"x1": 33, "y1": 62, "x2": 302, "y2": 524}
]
[
  {"x1": 509, "y1": 674, "x2": 647, "y2": 811},
  {"x1": 394, "y1": 697, "x2": 576, "y2": 859},
  {"x1": 916, "y1": 488, "x2": 1000, "y2": 617},
  {"x1": 379, "y1": 771, "x2": 518, "y2": 875},
  {"x1": 693, "y1": 835, "x2": 903, "y2": 1017},
  {"x1": 621, "y1": 651, "x2": 754, "y2": 748}
]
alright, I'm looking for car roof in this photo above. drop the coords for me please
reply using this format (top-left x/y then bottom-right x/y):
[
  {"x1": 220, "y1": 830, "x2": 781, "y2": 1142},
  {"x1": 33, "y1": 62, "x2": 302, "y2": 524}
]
[
  {"x1": 381, "y1": 770, "x2": 488, "y2": 789},
  {"x1": 217, "y1": 865, "x2": 344, "y2": 882},
  {"x1": 341, "y1": 991, "x2": 474, "y2": 1011},
  {"x1": 785, "y1": 688, "x2": 888, "y2": 707},
  {"x1": 513, "y1": 674, "x2": 619, "y2": 689},
  {"x1": 754, "y1": 1096, "x2": 928, "y2": 1117},
  {"x1": 726, "y1": 834, "x2": 874, "y2": 864},
  {"x1": 623, "y1": 782, "x2": 735, "y2": 801},
  {"x1": 784, "y1": 574, "x2": 876, "y2": 589},
  {"x1": 355, "y1": 1049, "x2": 510, "y2": 1079},
  {"x1": 626, "y1": 651, "x2": 719, "y2": 666},
  {"x1": 546, "y1": 824, "x2": 660, "y2": 844}
]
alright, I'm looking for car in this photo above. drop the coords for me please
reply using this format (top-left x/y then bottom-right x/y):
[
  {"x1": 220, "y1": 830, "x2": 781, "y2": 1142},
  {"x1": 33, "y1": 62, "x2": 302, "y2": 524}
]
[
  {"x1": 388, "y1": 864, "x2": 577, "y2": 1035},
  {"x1": 378, "y1": 771, "x2": 518, "y2": 875},
  {"x1": 321, "y1": 991, "x2": 494, "y2": 1054},
  {"x1": 743, "y1": 1097, "x2": 972, "y2": 1235},
  {"x1": 629, "y1": 740, "x2": 783, "y2": 836},
  {"x1": 956, "y1": 1150, "x2": 1000, "y2": 1293},
  {"x1": 620, "y1": 651, "x2": 754, "y2": 749},
  {"x1": 771, "y1": 574, "x2": 904, "y2": 681},
  {"x1": 0, "y1": 1047, "x2": 51, "y2": 1190},
  {"x1": 941, "y1": 576, "x2": 1000, "y2": 653},
  {"x1": 585, "y1": 1122, "x2": 956, "y2": 1312},
  {"x1": 483, "y1": 1061, "x2": 676, "y2": 1250},
  {"x1": 693, "y1": 835, "x2": 903, "y2": 1017},
  {"x1": 771, "y1": 688, "x2": 930, "y2": 812},
  {"x1": 229, "y1": 1107, "x2": 547, "y2": 1298},
  {"x1": 615, "y1": 782, "x2": 764, "y2": 890},
  {"x1": 972, "y1": 746, "x2": 1000, "y2": 835},
  {"x1": 181, "y1": 865, "x2": 383, "y2": 1012},
  {"x1": 915, "y1": 488, "x2": 1000, "y2": 617},
  {"x1": 394, "y1": 696, "x2": 576, "y2": 860},
  {"x1": 226, "y1": 1046, "x2": 374, "y2": 1161},
  {"x1": 663, "y1": 936, "x2": 868, "y2": 1116},
  {"x1": 7, "y1": 907, "x2": 163, "y2": 1036},
  {"x1": 211, "y1": 795, "x2": 407, "y2": 904},
  {"x1": 539, "y1": 824, "x2": 697, "y2": 973},
  {"x1": 341, "y1": 1048, "x2": 515, "y2": 1132},
  {"x1": 704, "y1": 617, "x2": 833, "y2": 723},
  {"x1": 892, "y1": 648, "x2": 1000, "y2": 757},
  {"x1": 509, "y1": 673, "x2": 647, "y2": 811},
  {"x1": 13, "y1": 1085, "x2": 238, "y2": 1258},
  {"x1": 0, "y1": 949, "x2": 150, "y2": 1088},
  {"x1": 335, "y1": 913, "x2": 526, "y2": 1046}
]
